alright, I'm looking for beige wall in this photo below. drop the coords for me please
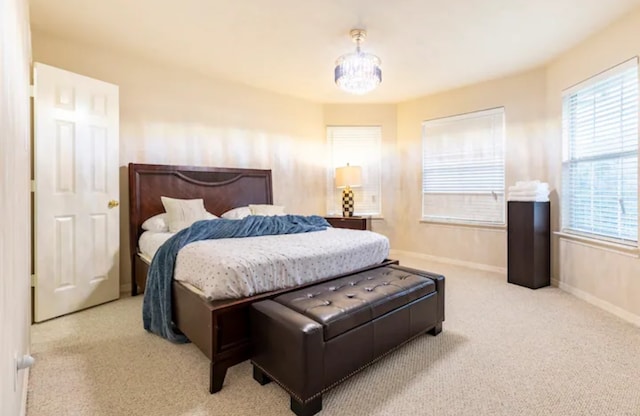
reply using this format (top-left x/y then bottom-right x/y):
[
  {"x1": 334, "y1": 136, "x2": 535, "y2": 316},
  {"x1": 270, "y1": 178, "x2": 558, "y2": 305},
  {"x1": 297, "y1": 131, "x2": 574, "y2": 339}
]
[
  {"x1": 395, "y1": 68, "x2": 548, "y2": 270},
  {"x1": 390, "y1": 8, "x2": 640, "y2": 324},
  {"x1": 323, "y1": 104, "x2": 398, "y2": 243},
  {"x1": 31, "y1": 31, "x2": 326, "y2": 291},
  {"x1": 0, "y1": 0, "x2": 32, "y2": 414},
  {"x1": 545, "y1": 9, "x2": 640, "y2": 322}
]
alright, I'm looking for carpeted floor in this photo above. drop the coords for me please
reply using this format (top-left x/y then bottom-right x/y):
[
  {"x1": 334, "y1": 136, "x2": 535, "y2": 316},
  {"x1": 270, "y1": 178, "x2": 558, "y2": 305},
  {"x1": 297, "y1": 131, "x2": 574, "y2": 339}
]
[{"x1": 27, "y1": 256, "x2": 640, "y2": 416}]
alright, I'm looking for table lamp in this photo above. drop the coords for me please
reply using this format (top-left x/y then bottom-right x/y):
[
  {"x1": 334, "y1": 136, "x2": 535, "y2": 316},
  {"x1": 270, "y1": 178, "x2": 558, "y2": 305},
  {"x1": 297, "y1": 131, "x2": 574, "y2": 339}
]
[{"x1": 335, "y1": 164, "x2": 362, "y2": 217}]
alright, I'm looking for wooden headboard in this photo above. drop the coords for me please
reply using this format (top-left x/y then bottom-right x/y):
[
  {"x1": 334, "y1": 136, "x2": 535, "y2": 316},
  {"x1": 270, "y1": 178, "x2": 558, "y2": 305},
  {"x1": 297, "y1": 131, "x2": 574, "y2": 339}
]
[{"x1": 128, "y1": 163, "x2": 273, "y2": 288}]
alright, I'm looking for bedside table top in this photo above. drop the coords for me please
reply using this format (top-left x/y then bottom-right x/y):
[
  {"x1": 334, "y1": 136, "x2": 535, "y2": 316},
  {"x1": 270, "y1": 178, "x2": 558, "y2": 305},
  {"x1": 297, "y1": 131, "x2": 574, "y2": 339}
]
[{"x1": 323, "y1": 216, "x2": 371, "y2": 230}]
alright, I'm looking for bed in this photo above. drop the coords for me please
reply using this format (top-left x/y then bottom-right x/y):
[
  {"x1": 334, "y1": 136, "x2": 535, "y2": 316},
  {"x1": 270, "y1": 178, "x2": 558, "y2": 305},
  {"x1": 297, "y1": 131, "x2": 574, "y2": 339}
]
[{"x1": 128, "y1": 163, "x2": 396, "y2": 393}]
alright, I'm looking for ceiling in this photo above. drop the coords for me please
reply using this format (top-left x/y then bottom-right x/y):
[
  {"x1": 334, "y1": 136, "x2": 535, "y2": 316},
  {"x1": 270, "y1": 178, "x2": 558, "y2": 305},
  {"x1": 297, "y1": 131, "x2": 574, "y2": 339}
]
[{"x1": 29, "y1": 0, "x2": 640, "y2": 103}]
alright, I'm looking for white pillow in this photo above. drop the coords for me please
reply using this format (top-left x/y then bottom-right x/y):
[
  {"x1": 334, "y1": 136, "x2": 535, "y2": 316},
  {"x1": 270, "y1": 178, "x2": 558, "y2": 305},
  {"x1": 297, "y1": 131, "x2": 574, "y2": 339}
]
[
  {"x1": 141, "y1": 213, "x2": 169, "y2": 232},
  {"x1": 141, "y1": 211, "x2": 218, "y2": 233},
  {"x1": 221, "y1": 206, "x2": 252, "y2": 220},
  {"x1": 249, "y1": 204, "x2": 286, "y2": 216},
  {"x1": 161, "y1": 196, "x2": 208, "y2": 233}
]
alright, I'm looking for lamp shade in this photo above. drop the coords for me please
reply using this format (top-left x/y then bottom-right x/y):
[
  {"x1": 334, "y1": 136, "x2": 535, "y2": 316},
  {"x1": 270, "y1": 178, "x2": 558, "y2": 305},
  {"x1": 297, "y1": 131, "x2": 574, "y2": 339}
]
[{"x1": 335, "y1": 165, "x2": 362, "y2": 188}]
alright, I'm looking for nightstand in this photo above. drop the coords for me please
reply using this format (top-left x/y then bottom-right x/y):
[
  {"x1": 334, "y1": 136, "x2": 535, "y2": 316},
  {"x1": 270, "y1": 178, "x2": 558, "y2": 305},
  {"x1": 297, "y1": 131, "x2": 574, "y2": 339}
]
[{"x1": 324, "y1": 216, "x2": 371, "y2": 231}]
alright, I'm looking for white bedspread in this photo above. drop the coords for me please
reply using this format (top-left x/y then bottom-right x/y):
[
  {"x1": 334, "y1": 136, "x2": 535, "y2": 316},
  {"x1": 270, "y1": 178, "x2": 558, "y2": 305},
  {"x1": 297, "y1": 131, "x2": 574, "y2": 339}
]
[{"x1": 138, "y1": 228, "x2": 390, "y2": 300}]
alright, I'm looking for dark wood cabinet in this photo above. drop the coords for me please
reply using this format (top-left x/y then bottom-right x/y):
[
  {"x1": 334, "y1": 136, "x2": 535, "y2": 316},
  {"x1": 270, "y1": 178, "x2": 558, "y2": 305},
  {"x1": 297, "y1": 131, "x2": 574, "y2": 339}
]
[
  {"x1": 324, "y1": 216, "x2": 371, "y2": 231},
  {"x1": 507, "y1": 201, "x2": 550, "y2": 289}
]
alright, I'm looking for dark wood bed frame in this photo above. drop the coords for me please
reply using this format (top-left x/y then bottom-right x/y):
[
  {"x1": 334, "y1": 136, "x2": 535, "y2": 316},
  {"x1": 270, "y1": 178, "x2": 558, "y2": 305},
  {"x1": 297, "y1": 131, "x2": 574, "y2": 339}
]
[{"x1": 128, "y1": 163, "x2": 397, "y2": 393}]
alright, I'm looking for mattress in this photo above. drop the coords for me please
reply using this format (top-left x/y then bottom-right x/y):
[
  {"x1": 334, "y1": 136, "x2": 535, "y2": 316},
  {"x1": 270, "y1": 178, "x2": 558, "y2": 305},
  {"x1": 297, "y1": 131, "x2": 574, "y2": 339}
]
[{"x1": 138, "y1": 228, "x2": 390, "y2": 301}]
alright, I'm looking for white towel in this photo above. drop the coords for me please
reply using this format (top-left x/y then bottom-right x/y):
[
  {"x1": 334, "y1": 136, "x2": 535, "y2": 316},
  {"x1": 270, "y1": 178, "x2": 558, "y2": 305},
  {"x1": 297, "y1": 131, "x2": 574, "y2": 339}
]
[
  {"x1": 508, "y1": 196, "x2": 550, "y2": 202},
  {"x1": 507, "y1": 180, "x2": 550, "y2": 202},
  {"x1": 508, "y1": 190, "x2": 550, "y2": 198},
  {"x1": 515, "y1": 180, "x2": 540, "y2": 187},
  {"x1": 508, "y1": 183, "x2": 549, "y2": 193}
]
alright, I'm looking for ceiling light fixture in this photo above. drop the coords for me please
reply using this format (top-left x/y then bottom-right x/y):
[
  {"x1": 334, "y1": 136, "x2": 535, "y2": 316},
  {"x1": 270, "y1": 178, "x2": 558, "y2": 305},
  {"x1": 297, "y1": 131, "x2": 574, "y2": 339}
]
[{"x1": 334, "y1": 29, "x2": 382, "y2": 95}]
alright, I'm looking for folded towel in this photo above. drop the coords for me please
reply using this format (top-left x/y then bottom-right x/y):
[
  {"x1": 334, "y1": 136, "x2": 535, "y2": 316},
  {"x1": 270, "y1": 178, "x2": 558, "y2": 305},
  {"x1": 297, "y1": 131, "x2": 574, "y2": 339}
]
[
  {"x1": 508, "y1": 196, "x2": 550, "y2": 202},
  {"x1": 508, "y1": 183, "x2": 549, "y2": 193},
  {"x1": 515, "y1": 180, "x2": 540, "y2": 187},
  {"x1": 508, "y1": 190, "x2": 550, "y2": 198}
]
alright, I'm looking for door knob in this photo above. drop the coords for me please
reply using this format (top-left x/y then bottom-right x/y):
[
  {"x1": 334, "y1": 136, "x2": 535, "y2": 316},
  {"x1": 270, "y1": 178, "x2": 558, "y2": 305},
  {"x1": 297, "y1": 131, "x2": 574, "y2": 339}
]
[{"x1": 108, "y1": 200, "x2": 120, "y2": 208}]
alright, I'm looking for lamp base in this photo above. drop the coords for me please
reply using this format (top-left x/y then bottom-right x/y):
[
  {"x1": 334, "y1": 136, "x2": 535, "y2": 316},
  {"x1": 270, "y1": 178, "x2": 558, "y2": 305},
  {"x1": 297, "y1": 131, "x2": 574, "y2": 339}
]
[{"x1": 342, "y1": 187, "x2": 354, "y2": 217}]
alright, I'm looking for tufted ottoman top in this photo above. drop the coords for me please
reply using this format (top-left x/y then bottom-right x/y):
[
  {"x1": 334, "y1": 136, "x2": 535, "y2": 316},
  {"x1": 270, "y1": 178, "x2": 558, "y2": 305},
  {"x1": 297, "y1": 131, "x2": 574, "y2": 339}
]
[{"x1": 273, "y1": 266, "x2": 436, "y2": 340}]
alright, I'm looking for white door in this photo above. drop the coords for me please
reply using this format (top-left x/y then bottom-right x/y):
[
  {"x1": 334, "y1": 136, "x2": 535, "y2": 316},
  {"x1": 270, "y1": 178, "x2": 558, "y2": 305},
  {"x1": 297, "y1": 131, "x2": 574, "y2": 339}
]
[{"x1": 33, "y1": 63, "x2": 120, "y2": 322}]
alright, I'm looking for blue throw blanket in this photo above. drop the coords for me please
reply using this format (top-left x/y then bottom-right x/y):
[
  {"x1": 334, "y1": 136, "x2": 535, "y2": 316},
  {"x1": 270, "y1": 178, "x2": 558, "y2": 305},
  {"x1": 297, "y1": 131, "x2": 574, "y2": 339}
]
[{"x1": 142, "y1": 214, "x2": 330, "y2": 342}]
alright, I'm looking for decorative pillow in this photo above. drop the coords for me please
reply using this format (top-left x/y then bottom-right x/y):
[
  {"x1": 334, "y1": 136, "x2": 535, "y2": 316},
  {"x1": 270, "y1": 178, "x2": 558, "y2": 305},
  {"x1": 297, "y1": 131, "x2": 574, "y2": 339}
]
[
  {"x1": 160, "y1": 196, "x2": 208, "y2": 233},
  {"x1": 221, "y1": 206, "x2": 252, "y2": 220},
  {"x1": 141, "y1": 213, "x2": 169, "y2": 232},
  {"x1": 249, "y1": 204, "x2": 286, "y2": 216},
  {"x1": 141, "y1": 211, "x2": 217, "y2": 233}
]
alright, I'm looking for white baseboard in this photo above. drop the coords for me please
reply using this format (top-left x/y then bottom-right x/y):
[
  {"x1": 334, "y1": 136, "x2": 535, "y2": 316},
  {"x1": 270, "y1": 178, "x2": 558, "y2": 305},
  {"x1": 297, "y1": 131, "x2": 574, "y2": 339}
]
[
  {"x1": 20, "y1": 367, "x2": 29, "y2": 416},
  {"x1": 552, "y1": 278, "x2": 640, "y2": 327},
  {"x1": 389, "y1": 249, "x2": 507, "y2": 275},
  {"x1": 389, "y1": 250, "x2": 639, "y2": 327}
]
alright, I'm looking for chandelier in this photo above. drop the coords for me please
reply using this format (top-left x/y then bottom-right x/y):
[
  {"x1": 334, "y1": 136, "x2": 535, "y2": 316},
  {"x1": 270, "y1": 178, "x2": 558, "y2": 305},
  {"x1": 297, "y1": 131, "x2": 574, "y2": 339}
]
[{"x1": 334, "y1": 29, "x2": 382, "y2": 95}]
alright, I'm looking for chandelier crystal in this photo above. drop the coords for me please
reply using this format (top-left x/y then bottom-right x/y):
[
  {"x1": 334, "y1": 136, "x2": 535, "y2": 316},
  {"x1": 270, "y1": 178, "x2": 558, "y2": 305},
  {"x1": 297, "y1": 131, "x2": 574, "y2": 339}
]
[{"x1": 334, "y1": 29, "x2": 382, "y2": 95}]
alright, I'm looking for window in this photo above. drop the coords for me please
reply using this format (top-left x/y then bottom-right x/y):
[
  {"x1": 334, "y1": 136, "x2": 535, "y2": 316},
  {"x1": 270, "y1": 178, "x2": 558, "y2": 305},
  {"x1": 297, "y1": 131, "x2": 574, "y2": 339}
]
[
  {"x1": 422, "y1": 108, "x2": 505, "y2": 225},
  {"x1": 562, "y1": 59, "x2": 638, "y2": 245},
  {"x1": 326, "y1": 126, "x2": 382, "y2": 216}
]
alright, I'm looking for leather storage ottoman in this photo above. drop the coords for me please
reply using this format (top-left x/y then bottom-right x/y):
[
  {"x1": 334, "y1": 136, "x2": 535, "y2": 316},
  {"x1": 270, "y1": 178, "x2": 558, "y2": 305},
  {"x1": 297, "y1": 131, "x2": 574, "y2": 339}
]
[{"x1": 250, "y1": 265, "x2": 445, "y2": 416}]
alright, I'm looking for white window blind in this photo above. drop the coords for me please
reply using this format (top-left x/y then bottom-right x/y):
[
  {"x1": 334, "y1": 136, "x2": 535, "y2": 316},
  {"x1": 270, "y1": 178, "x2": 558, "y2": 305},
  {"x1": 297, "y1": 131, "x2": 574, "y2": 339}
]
[
  {"x1": 327, "y1": 126, "x2": 382, "y2": 216},
  {"x1": 562, "y1": 59, "x2": 638, "y2": 245},
  {"x1": 422, "y1": 108, "x2": 505, "y2": 225}
]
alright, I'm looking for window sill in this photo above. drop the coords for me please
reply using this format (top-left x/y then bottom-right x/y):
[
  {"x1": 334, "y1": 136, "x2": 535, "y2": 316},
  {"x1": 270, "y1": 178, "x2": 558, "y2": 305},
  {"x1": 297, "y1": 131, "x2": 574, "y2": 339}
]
[
  {"x1": 419, "y1": 219, "x2": 506, "y2": 232},
  {"x1": 554, "y1": 231, "x2": 639, "y2": 258}
]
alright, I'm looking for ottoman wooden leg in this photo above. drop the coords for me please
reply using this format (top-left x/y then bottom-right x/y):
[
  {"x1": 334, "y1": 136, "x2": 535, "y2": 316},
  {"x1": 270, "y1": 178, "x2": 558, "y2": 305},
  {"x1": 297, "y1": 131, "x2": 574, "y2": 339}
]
[
  {"x1": 429, "y1": 322, "x2": 442, "y2": 336},
  {"x1": 290, "y1": 395, "x2": 322, "y2": 416},
  {"x1": 252, "y1": 365, "x2": 271, "y2": 385}
]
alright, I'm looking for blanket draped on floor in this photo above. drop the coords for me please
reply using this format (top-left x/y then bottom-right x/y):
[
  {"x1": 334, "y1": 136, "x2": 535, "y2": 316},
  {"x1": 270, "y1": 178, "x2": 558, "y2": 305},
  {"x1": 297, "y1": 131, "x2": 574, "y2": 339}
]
[{"x1": 142, "y1": 214, "x2": 330, "y2": 342}]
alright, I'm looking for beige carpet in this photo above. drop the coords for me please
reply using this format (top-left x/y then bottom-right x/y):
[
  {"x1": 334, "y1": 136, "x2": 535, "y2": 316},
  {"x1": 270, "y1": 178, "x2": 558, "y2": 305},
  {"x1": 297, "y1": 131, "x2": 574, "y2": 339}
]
[{"x1": 27, "y1": 256, "x2": 640, "y2": 416}]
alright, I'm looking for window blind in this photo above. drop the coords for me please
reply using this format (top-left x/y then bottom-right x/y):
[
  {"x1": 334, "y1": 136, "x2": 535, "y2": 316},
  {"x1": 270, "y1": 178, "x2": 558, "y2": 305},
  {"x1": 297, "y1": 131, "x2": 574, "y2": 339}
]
[
  {"x1": 326, "y1": 126, "x2": 382, "y2": 216},
  {"x1": 422, "y1": 108, "x2": 505, "y2": 225},
  {"x1": 562, "y1": 59, "x2": 638, "y2": 245}
]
